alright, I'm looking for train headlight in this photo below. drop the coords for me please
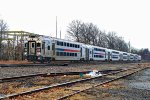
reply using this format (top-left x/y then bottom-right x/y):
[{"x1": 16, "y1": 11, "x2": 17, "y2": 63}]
[
  {"x1": 37, "y1": 52, "x2": 41, "y2": 56},
  {"x1": 24, "y1": 52, "x2": 27, "y2": 55}
]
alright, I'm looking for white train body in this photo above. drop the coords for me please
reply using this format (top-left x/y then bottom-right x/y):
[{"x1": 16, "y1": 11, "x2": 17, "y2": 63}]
[
  {"x1": 137, "y1": 55, "x2": 142, "y2": 61},
  {"x1": 24, "y1": 35, "x2": 141, "y2": 63},
  {"x1": 122, "y1": 52, "x2": 128, "y2": 61},
  {"x1": 92, "y1": 46, "x2": 107, "y2": 61},
  {"x1": 129, "y1": 53, "x2": 135, "y2": 61},
  {"x1": 54, "y1": 38, "x2": 81, "y2": 60},
  {"x1": 109, "y1": 49, "x2": 120, "y2": 61}
]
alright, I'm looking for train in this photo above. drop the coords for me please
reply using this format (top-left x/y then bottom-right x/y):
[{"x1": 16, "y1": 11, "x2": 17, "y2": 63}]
[{"x1": 24, "y1": 35, "x2": 141, "y2": 63}]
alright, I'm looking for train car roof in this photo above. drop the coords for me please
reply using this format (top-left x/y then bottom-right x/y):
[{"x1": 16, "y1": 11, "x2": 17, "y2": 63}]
[
  {"x1": 91, "y1": 45, "x2": 108, "y2": 49},
  {"x1": 53, "y1": 38, "x2": 83, "y2": 45}
]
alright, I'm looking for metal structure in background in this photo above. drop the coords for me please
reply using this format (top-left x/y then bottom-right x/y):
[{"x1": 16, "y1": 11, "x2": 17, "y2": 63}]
[{"x1": 0, "y1": 31, "x2": 35, "y2": 61}]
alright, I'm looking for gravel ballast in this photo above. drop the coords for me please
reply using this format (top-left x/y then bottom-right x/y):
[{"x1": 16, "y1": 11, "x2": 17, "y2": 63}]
[
  {"x1": 0, "y1": 63, "x2": 137, "y2": 78},
  {"x1": 69, "y1": 67, "x2": 150, "y2": 100}
]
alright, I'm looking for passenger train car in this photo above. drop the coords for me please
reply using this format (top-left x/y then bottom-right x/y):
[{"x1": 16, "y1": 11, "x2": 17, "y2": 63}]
[
  {"x1": 92, "y1": 46, "x2": 107, "y2": 61},
  {"x1": 24, "y1": 35, "x2": 141, "y2": 63}
]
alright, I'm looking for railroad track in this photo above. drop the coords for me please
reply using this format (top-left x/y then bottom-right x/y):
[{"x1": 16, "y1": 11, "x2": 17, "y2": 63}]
[
  {"x1": 57, "y1": 66, "x2": 147, "y2": 100},
  {"x1": 0, "y1": 69, "x2": 121, "y2": 99},
  {"x1": 0, "y1": 69, "x2": 121, "y2": 83},
  {"x1": 0, "y1": 65, "x2": 146, "y2": 100}
]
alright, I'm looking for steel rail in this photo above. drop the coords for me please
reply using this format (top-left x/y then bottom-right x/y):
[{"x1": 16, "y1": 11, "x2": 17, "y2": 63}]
[
  {"x1": 0, "y1": 63, "x2": 69, "y2": 67},
  {"x1": 0, "y1": 73, "x2": 47, "y2": 83}
]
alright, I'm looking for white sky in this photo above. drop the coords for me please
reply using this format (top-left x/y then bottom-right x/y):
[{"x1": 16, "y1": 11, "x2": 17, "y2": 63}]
[{"x1": 0, "y1": 0, "x2": 150, "y2": 50}]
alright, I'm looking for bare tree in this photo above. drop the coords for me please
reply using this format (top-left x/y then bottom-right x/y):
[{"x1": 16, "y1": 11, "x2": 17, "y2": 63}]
[
  {"x1": 67, "y1": 20, "x2": 100, "y2": 45},
  {"x1": 97, "y1": 31, "x2": 108, "y2": 48},
  {"x1": 106, "y1": 32, "x2": 117, "y2": 49},
  {"x1": 67, "y1": 20, "x2": 131, "y2": 52},
  {"x1": 67, "y1": 20, "x2": 82, "y2": 42},
  {"x1": 0, "y1": 19, "x2": 8, "y2": 60}
]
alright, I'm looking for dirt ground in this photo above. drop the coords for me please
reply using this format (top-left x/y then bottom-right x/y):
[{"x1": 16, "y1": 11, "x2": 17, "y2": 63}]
[
  {"x1": 69, "y1": 67, "x2": 150, "y2": 100},
  {"x1": 0, "y1": 60, "x2": 30, "y2": 64}
]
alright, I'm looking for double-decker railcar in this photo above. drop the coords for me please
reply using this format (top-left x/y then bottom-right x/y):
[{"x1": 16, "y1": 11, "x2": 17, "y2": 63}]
[
  {"x1": 109, "y1": 49, "x2": 120, "y2": 61},
  {"x1": 92, "y1": 46, "x2": 107, "y2": 61},
  {"x1": 129, "y1": 53, "x2": 135, "y2": 61},
  {"x1": 53, "y1": 38, "x2": 81, "y2": 61},
  {"x1": 122, "y1": 52, "x2": 128, "y2": 61}
]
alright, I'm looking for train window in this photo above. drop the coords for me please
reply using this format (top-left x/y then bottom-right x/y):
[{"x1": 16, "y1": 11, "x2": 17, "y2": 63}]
[
  {"x1": 112, "y1": 51, "x2": 119, "y2": 54},
  {"x1": 123, "y1": 53, "x2": 127, "y2": 55},
  {"x1": 60, "y1": 52, "x2": 63, "y2": 56},
  {"x1": 101, "y1": 49, "x2": 105, "y2": 52},
  {"x1": 57, "y1": 41, "x2": 59, "y2": 45},
  {"x1": 72, "y1": 53, "x2": 74, "y2": 56},
  {"x1": 100, "y1": 55, "x2": 104, "y2": 58},
  {"x1": 25, "y1": 43, "x2": 27, "y2": 47},
  {"x1": 72, "y1": 44, "x2": 74, "y2": 47},
  {"x1": 67, "y1": 43, "x2": 69, "y2": 47},
  {"x1": 75, "y1": 44, "x2": 77, "y2": 48},
  {"x1": 75, "y1": 53, "x2": 77, "y2": 56},
  {"x1": 48, "y1": 46, "x2": 50, "y2": 50},
  {"x1": 64, "y1": 42, "x2": 66, "y2": 46},
  {"x1": 56, "y1": 52, "x2": 59, "y2": 56},
  {"x1": 60, "y1": 42, "x2": 63, "y2": 46},
  {"x1": 32, "y1": 43, "x2": 35, "y2": 48},
  {"x1": 67, "y1": 52, "x2": 69, "y2": 56},
  {"x1": 70, "y1": 53, "x2": 72, "y2": 56},
  {"x1": 24, "y1": 48, "x2": 27, "y2": 52},
  {"x1": 77, "y1": 45, "x2": 79, "y2": 48},
  {"x1": 70, "y1": 44, "x2": 72, "y2": 47},
  {"x1": 37, "y1": 43, "x2": 41, "y2": 47},
  {"x1": 62, "y1": 42, "x2": 63, "y2": 46},
  {"x1": 42, "y1": 43, "x2": 44, "y2": 49},
  {"x1": 64, "y1": 52, "x2": 66, "y2": 56}
]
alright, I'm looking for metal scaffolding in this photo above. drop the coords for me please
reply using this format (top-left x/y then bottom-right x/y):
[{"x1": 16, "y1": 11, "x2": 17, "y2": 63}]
[{"x1": 0, "y1": 31, "x2": 36, "y2": 60}]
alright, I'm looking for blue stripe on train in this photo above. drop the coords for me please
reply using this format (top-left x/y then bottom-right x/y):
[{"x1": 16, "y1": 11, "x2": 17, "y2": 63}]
[{"x1": 56, "y1": 48, "x2": 64, "y2": 51}]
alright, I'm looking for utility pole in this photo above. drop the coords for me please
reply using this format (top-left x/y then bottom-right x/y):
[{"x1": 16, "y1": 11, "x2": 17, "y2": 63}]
[
  {"x1": 60, "y1": 30, "x2": 61, "y2": 39},
  {"x1": 128, "y1": 41, "x2": 131, "y2": 53},
  {"x1": 56, "y1": 16, "x2": 57, "y2": 38}
]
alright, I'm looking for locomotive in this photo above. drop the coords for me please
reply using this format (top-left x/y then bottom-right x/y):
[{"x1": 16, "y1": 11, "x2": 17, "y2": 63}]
[{"x1": 24, "y1": 35, "x2": 141, "y2": 63}]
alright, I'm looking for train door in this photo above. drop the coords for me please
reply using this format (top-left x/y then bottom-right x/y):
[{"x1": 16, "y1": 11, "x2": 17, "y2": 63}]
[
  {"x1": 45, "y1": 41, "x2": 50, "y2": 56},
  {"x1": 89, "y1": 49, "x2": 92, "y2": 60},
  {"x1": 80, "y1": 47, "x2": 82, "y2": 58},
  {"x1": 108, "y1": 52, "x2": 111, "y2": 61},
  {"x1": 28, "y1": 41, "x2": 36, "y2": 55},
  {"x1": 42, "y1": 42, "x2": 45, "y2": 56},
  {"x1": 119, "y1": 53, "x2": 123, "y2": 61},
  {"x1": 52, "y1": 43, "x2": 55, "y2": 56},
  {"x1": 85, "y1": 48, "x2": 89, "y2": 60}
]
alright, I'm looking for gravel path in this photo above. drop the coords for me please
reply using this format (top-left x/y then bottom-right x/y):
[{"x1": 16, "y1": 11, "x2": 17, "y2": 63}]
[{"x1": 0, "y1": 63, "x2": 137, "y2": 78}]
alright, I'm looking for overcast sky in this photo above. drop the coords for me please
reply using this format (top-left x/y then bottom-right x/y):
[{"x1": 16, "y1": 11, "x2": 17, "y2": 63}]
[{"x1": 0, "y1": 0, "x2": 150, "y2": 50}]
